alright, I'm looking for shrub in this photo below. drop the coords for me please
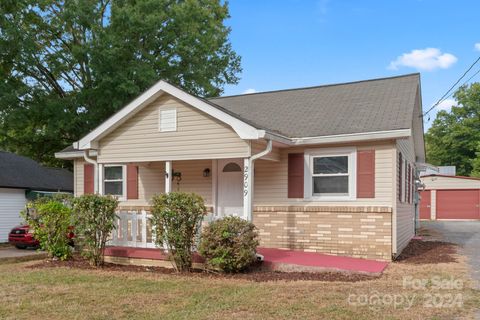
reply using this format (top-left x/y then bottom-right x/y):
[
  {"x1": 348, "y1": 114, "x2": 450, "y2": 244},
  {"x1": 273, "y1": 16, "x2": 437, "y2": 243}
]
[
  {"x1": 72, "y1": 194, "x2": 118, "y2": 266},
  {"x1": 199, "y1": 216, "x2": 259, "y2": 273},
  {"x1": 23, "y1": 197, "x2": 73, "y2": 260},
  {"x1": 150, "y1": 192, "x2": 207, "y2": 272}
]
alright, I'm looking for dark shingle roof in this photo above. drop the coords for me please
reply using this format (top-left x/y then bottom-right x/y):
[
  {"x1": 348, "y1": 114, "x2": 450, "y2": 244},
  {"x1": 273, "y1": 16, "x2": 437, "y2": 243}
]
[
  {"x1": 209, "y1": 73, "x2": 420, "y2": 138},
  {"x1": 0, "y1": 151, "x2": 73, "y2": 192}
]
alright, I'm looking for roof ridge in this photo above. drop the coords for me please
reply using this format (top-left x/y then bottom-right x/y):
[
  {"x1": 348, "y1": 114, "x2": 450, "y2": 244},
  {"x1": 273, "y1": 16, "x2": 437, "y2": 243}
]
[{"x1": 209, "y1": 73, "x2": 420, "y2": 100}]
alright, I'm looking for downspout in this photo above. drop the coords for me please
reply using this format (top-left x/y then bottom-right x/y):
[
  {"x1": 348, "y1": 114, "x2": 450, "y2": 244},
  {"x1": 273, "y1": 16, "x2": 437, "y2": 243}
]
[
  {"x1": 244, "y1": 140, "x2": 273, "y2": 221},
  {"x1": 83, "y1": 150, "x2": 98, "y2": 194}
]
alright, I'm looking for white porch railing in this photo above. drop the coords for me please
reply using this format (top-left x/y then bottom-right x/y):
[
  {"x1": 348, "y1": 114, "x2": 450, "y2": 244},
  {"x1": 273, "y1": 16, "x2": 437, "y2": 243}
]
[{"x1": 108, "y1": 209, "x2": 156, "y2": 248}]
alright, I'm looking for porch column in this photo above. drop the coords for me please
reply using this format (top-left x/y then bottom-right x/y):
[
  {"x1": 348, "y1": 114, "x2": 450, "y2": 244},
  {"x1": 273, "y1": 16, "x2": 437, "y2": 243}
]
[
  {"x1": 165, "y1": 161, "x2": 172, "y2": 193},
  {"x1": 243, "y1": 158, "x2": 254, "y2": 221},
  {"x1": 97, "y1": 163, "x2": 104, "y2": 195}
]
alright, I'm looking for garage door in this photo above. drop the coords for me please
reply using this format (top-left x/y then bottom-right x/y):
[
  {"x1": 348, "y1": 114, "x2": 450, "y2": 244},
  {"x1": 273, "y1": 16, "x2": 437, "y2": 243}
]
[
  {"x1": 436, "y1": 190, "x2": 480, "y2": 220},
  {"x1": 419, "y1": 190, "x2": 431, "y2": 220},
  {"x1": 0, "y1": 188, "x2": 26, "y2": 242}
]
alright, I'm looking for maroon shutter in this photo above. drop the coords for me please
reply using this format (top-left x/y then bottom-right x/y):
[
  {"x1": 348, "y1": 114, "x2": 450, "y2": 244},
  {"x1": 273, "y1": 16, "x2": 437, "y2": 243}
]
[
  {"x1": 410, "y1": 166, "x2": 414, "y2": 204},
  {"x1": 288, "y1": 153, "x2": 304, "y2": 198},
  {"x1": 398, "y1": 153, "x2": 403, "y2": 202},
  {"x1": 404, "y1": 160, "x2": 408, "y2": 203},
  {"x1": 84, "y1": 164, "x2": 94, "y2": 194},
  {"x1": 127, "y1": 164, "x2": 139, "y2": 200},
  {"x1": 357, "y1": 150, "x2": 375, "y2": 198},
  {"x1": 407, "y1": 164, "x2": 410, "y2": 203}
]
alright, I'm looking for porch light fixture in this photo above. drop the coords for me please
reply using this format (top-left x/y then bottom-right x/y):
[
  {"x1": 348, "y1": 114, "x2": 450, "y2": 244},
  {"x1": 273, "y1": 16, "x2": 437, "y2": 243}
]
[
  {"x1": 172, "y1": 170, "x2": 182, "y2": 182},
  {"x1": 203, "y1": 168, "x2": 210, "y2": 177}
]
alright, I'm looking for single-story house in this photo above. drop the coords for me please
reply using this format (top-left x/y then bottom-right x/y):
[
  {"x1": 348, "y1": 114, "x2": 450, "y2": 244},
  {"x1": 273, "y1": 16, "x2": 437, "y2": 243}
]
[
  {"x1": 0, "y1": 151, "x2": 73, "y2": 242},
  {"x1": 55, "y1": 73, "x2": 425, "y2": 261},
  {"x1": 420, "y1": 174, "x2": 480, "y2": 220}
]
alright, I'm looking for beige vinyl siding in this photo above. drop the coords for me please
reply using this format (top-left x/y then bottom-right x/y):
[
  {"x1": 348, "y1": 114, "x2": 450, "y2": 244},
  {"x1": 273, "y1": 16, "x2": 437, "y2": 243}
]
[
  {"x1": 253, "y1": 141, "x2": 395, "y2": 206},
  {"x1": 251, "y1": 140, "x2": 280, "y2": 161},
  {"x1": 421, "y1": 176, "x2": 480, "y2": 190},
  {"x1": 395, "y1": 137, "x2": 415, "y2": 255},
  {"x1": 137, "y1": 162, "x2": 165, "y2": 204},
  {"x1": 74, "y1": 159, "x2": 85, "y2": 197},
  {"x1": 120, "y1": 160, "x2": 212, "y2": 207},
  {"x1": 97, "y1": 94, "x2": 250, "y2": 163},
  {"x1": 172, "y1": 160, "x2": 212, "y2": 204}
]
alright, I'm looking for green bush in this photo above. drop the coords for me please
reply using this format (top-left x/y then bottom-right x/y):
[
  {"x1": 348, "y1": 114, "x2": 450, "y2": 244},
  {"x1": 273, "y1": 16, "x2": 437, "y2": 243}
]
[
  {"x1": 150, "y1": 192, "x2": 207, "y2": 272},
  {"x1": 199, "y1": 216, "x2": 259, "y2": 273},
  {"x1": 23, "y1": 197, "x2": 73, "y2": 260},
  {"x1": 72, "y1": 194, "x2": 118, "y2": 266}
]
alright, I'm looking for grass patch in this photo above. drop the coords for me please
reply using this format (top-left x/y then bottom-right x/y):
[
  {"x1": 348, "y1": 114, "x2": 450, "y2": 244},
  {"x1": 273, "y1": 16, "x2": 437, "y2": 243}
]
[{"x1": 0, "y1": 254, "x2": 478, "y2": 319}]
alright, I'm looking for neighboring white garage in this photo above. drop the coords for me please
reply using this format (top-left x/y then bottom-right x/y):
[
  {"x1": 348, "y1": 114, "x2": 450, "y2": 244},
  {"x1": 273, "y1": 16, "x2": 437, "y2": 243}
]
[
  {"x1": 0, "y1": 188, "x2": 26, "y2": 242},
  {"x1": 0, "y1": 151, "x2": 73, "y2": 242},
  {"x1": 419, "y1": 174, "x2": 480, "y2": 220}
]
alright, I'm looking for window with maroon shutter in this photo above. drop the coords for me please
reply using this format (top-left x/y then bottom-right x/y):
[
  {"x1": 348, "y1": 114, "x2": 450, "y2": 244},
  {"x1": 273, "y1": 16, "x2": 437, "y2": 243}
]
[
  {"x1": 127, "y1": 164, "x2": 139, "y2": 199},
  {"x1": 357, "y1": 150, "x2": 375, "y2": 198},
  {"x1": 288, "y1": 153, "x2": 304, "y2": 198},
  {"x1": 84, "y1": 164, "x2": 94, "y2": 194},
  {"x1": 398, "y1": 153, "x2": 402, "y2": 202}
]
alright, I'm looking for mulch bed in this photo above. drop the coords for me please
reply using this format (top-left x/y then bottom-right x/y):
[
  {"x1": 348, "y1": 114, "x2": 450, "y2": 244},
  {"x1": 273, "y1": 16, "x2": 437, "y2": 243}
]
[
  {"x1": 27, "y1": 255, "x2": 377, "y2": 283},
  {"x1": 395, "y1": 239, "x2": 458, "y2": 264}
]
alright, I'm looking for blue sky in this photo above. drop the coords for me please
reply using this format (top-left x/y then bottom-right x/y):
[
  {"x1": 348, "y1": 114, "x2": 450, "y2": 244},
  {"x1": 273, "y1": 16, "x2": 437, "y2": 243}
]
[{"x1": 221, "y1": 0, "x2": 480, "y2": 130}]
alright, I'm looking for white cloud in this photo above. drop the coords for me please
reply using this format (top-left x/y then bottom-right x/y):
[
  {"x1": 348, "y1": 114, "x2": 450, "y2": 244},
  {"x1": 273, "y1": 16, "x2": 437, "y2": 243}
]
[
  {"x1": 475, "y1": 43, "x2": 480, "y2": 51},
  {"x1": 388, "y1": 48, "x2": 457, "y2": 71},
  {"x1": 242, "y1": 88, "x2": 256, "y2": 94},
  {"x1": 436, "y1": 98, "x2": 456, "y2": 112}
]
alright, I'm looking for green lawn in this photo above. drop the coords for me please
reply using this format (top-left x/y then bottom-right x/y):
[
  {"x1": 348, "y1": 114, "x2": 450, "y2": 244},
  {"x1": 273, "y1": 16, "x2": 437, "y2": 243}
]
[{"x1": 0, "y1": 257, "x2": 478, "y2": 320}]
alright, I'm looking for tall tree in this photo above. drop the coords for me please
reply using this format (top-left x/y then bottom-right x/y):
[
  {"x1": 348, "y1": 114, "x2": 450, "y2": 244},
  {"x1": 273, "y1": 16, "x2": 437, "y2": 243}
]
[
  {"x1": 425, "y1": 83, "x2": 480, "y2": 176},
  {"x1": 0, "y1": 0, "x2": 241, "y2": 167}
]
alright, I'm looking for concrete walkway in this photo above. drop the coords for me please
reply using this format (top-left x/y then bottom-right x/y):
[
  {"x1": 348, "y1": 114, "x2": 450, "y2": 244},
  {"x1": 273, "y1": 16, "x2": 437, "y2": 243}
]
[
  {"x1": 105, "y1": 246, "x2": 388, "y2": 274},
  {"x1": 0, "y1": 246, "x2": 46, "y2": 263},
  {"x1": 257, "y1": 247, "x2": 388, "y2": 274}
]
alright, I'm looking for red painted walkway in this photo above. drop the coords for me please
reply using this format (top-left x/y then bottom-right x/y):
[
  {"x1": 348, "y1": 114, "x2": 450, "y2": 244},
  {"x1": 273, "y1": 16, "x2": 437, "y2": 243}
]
[
  {"x1": 257, "y1": 248, "x2": 388, "y2": 274},
  {"x1": 104, "y1": 246, "x2": 388, "y2": 274}
]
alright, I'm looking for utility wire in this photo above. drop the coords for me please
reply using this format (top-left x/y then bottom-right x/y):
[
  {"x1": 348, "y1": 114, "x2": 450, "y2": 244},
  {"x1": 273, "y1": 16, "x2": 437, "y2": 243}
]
[{"x1": 423, "y1": 55, "x2": 480, "y2": 116}]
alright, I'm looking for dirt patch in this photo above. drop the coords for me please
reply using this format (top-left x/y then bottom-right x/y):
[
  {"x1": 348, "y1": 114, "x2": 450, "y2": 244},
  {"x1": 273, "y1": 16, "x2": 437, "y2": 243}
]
[
  {"x1": 416, "y1": 226, "x2": 442, "y2": 239},
  {"x1": 27, "y1": 256, "x2": 378, "y2": 283},
  {"x1": 396, "y1": 239, "x2": 457, "y2": 264}
]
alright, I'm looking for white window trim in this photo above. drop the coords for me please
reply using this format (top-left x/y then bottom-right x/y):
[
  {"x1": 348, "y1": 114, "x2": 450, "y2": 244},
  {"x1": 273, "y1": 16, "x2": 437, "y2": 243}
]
[
  {"x1": 103, "y1": 164, "x2": 127, "y2": 201},
  {"x1": 158, "y1": 107, "x2": 177, "y2": 132},
  {"x1": 304, "y1": 147, "x2": 357, "y2": 201}
]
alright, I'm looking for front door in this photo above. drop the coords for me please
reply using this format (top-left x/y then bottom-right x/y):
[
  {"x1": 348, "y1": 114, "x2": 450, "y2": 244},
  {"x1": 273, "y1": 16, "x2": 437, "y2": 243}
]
[{"x1": 217, "y1": 159, "x2": 244, "y2": 218}]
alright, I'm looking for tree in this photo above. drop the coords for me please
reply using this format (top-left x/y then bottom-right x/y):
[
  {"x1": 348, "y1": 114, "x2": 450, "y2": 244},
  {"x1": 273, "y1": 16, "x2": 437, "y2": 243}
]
[
  {"x1": 425, "y1": 83, "x2": 480, "y2": 176},
  {"x1": 0, "y1": 0, "x2": 241, "y2": 167}
]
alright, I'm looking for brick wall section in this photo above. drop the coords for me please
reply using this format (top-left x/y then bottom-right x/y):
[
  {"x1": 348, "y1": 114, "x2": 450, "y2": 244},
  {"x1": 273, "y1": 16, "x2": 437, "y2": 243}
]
[{"x1": 253, "y1": 206, "x2": 392, "y2": 261}]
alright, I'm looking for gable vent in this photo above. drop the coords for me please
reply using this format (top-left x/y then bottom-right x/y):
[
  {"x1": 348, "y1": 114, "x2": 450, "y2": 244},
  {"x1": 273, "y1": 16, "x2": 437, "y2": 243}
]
[{"x1": 159, "y1": 108, "x2": 177, "y2": 132}]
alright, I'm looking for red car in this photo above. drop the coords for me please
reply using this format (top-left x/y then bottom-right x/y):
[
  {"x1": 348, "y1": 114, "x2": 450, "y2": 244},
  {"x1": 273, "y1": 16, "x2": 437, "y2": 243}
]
[
  {"x1": 8, "y1": 225, "x2": 39, "y2": 249},
  {"x1": 8, "y1": 225, "x2": 75, "y2": 249}
]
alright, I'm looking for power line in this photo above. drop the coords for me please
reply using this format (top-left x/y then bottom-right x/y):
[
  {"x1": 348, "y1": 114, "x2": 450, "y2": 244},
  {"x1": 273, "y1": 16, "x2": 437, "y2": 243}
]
[{"x1": 423, "y1": 55, "x2": 480, "y2": 116}]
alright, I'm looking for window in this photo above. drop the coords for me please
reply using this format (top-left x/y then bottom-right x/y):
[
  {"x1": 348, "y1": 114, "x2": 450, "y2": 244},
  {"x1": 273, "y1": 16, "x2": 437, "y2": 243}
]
[
  {"x1": 159, "y1": 108, "x2": 177, "y2": 132},
  {"x1": 104, "y1": 166, "x2": 124, "y2": 197},
  {"x1": 222, "y1": 162, "x2": 242, "y2": 172},
  {"x1": 305, "y1": 148, "x2": 356, "y2": 200}
]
